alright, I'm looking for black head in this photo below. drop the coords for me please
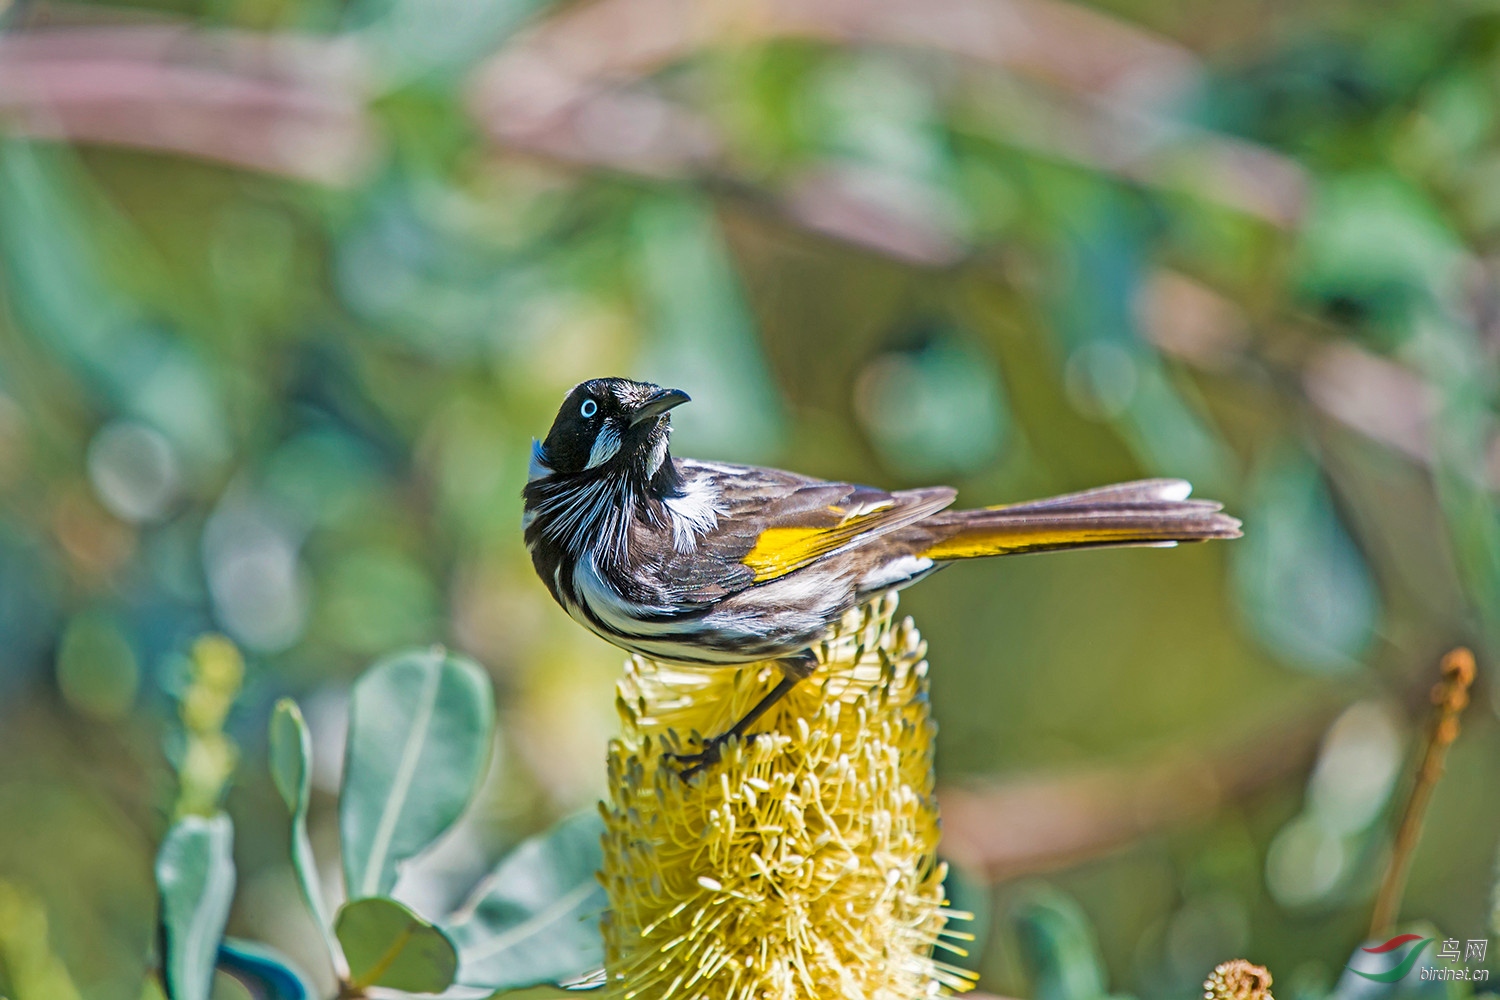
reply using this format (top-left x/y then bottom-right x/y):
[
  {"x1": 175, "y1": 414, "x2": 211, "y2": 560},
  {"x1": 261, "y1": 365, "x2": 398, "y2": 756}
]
[{"x1": 533, "y1": 378, "x2": 690, "y2": 480}]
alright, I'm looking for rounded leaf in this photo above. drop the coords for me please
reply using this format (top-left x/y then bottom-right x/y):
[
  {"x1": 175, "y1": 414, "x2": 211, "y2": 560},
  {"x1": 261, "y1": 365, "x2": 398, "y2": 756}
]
[
  {"x1": 340, "y1": 648, "x2": 495, "y2": 900},
  {"x1": 335, "y1": 897, "x2": 458, "y2": 993}
]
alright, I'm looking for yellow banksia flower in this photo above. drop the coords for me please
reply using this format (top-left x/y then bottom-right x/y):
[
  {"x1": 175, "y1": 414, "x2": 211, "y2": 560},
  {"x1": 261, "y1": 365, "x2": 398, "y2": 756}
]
[
  {"x1": 1204, "y1": 960, "x2": 1274, "y2": 1000},
  {"x1": 600, "y1": 594, "x2": 977, "y2": 1000}
]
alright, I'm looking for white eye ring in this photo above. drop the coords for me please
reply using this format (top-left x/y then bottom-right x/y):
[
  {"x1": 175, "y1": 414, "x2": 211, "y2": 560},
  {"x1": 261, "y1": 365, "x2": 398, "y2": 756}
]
[{"x1": 580, "y1": 399, "x2": 597, "y2": 418}]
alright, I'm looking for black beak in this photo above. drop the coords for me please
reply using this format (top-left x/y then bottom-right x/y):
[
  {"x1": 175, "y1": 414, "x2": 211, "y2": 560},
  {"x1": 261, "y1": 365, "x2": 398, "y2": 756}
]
[{"x1": 629, "y1": 388, "x2": 691, "y2": 426}]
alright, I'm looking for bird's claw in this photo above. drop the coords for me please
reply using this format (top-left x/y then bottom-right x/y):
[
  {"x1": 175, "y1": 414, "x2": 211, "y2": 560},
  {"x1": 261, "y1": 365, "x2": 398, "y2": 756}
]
[{"x1": 666, "y1": 735, "x2": 731, "y2": 779}]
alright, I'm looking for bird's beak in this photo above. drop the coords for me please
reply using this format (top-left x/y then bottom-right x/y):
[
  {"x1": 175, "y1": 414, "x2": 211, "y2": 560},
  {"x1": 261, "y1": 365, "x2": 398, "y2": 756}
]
[{"x1": 630, "y1": 388, "x2": 691, "y2": 426}]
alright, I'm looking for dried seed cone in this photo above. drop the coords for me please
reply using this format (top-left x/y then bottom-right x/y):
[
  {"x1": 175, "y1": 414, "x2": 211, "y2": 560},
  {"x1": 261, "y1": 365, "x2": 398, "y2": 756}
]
[
  {"x1": 1204, "y1": 960, "x2": 1274, "y2": 1000},
  {"x1": 600, "y1": 594, "x2": 974, "y2": 1000}
]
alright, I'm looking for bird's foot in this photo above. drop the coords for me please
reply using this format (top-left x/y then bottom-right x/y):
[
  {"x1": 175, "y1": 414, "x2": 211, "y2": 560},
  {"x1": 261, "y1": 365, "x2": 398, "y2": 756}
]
[
  {"x1": 667, "y1": 733, "x2": 749, "y2": 780},
  {"x1": 665, "y1": 658, "x2": 812, "y2": 780}
]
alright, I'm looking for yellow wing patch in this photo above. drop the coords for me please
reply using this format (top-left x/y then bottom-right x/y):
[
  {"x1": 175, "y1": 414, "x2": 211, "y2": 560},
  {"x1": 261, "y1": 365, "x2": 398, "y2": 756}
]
[
  {"x1": 739, "y1": 490, "x2": 952, "y2": 583},
  {"x1": 743, "y1": 527, "x2": 842, "y2": 581},
  {"x1": 742, "y1": 505, "x2": 892, "y2": 582}
]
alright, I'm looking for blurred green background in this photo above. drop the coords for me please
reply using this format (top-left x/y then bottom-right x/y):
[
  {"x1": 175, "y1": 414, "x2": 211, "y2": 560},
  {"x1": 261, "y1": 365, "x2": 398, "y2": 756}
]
[{"x1": 1, "y1": 0, "x2": 1499, "y2": 996}]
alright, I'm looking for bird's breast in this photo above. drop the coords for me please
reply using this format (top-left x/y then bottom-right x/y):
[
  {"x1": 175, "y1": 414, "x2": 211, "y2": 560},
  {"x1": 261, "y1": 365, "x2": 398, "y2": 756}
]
[{"x1": 569, "y1": 552, "x2": 681, "y2": 638}]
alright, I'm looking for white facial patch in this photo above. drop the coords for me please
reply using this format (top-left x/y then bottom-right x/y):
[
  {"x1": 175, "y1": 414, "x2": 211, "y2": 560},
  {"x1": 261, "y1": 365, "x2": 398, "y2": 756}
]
[
  {"x1": 585, "y1": 423, "x2": 621, "y2": 469},
  {"x1": 647, "y1": 434, "x2": 669, "y2": 477}
]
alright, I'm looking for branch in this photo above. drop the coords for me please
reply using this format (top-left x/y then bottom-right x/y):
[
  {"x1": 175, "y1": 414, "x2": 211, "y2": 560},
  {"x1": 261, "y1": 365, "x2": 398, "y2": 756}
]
[
  {"x1": 0, "y1": 25, "x2": 376, "y2": 183},
  {"x1": 937, "y1": 702, "x2": 1337, "y2": 881},
  {"x1": 468, "y1": 0, "x2": 1308, "y2": 256}
]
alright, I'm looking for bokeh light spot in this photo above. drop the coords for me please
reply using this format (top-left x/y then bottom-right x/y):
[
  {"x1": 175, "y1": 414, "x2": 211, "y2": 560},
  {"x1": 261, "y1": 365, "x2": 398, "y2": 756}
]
[
  {"x1": 55, "y1": 611, "x2": 139, "y2": 720},
  {"x1": 855, "y1": 335, "x2": 1005, "y2": 478},
  {"x1": 1265, "y1": 816, "x2": 1346, "y2": 908},
  {"x1": 86, "y1": 421, "x2": 181, "y2": 524}
]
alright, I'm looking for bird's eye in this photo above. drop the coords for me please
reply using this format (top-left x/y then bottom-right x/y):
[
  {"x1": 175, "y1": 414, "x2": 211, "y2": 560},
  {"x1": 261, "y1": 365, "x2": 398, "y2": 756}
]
[{"x1": 580, "y1": 399, "x2": 597, "y2": 418}]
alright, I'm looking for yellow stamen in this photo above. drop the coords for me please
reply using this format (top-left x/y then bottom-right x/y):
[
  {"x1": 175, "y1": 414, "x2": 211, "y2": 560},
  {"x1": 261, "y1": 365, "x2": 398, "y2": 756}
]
[{"x1": 600, "y1": 594, "x2": 977, "y2": 999}]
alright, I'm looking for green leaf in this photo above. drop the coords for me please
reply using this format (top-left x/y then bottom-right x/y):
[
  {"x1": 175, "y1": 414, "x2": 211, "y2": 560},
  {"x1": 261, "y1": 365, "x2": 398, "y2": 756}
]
[
  {"x1": 633, "y1": 195, "x2": 787, "y2": 462},
  {"x1": 1232, "y1": 448, "x2": 1378, "y2": 674},
  {"x1": 335, "y1": 897, "x2": 458, "y2": 993},
  {"x1": 1296, "y1": 171, "x2": 1463, "y2": 330},
  {"x1": 268, "y1": 699, "x2": 343, "y2": 973},
  {"x1": 1008, "y1": 883, "x2": 1124, "y2": 1000},
  {"x1": 156, "y1": 814, "x2": 236, "y2": 1000},
  {"x1": 939, "y1": 858, "x2": 991, "y2": 975},
  {"x1": 443, "y1": 811, "x2": 606, "y2": 989},
  {"x1": 0, "y1": 141, "x2": 233, "y2": 468},
  {"x1": 340, "y1": 648, "x2": 495, "y2": 900}
]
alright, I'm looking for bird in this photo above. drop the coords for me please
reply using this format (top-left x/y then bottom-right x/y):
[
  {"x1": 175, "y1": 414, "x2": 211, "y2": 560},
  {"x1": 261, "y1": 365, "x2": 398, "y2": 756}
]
[{"x1": 523, "y1": 377, "x2": 1241, "y2": 777}]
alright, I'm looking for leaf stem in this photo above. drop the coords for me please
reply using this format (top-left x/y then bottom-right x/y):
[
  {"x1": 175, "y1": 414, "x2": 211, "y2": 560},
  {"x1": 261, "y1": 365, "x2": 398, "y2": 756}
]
[{"x1": 1369, "y1": 647, "x2": 1475, "y2": 939}]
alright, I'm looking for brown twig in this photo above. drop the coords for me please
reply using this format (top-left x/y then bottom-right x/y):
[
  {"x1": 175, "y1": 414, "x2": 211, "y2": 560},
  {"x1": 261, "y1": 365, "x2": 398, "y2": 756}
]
[
  {"x1": 937, "y1": 701, "x2": 1339, "y2": 881},
  {"x1": 1368, "y1": 648, "x2": 1476, "y2": 939}
]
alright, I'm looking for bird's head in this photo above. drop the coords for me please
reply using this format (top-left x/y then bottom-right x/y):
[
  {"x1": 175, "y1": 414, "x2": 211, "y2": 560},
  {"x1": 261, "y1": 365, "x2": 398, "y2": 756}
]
[{"x1": 531, "y1": 378, "x2": 691, "y2": 484}]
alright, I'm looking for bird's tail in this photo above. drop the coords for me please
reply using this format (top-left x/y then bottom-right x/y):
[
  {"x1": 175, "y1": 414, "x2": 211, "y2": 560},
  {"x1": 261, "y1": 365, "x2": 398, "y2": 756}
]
[{"x1": 908, "y1": 479, "x2": 1241, "y2": 561}]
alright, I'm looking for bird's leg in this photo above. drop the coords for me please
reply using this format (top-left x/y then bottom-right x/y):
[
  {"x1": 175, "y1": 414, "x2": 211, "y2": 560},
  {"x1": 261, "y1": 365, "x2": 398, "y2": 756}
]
[{"x1": 670, "y1": 651, "x2": 818, "y2": 779}]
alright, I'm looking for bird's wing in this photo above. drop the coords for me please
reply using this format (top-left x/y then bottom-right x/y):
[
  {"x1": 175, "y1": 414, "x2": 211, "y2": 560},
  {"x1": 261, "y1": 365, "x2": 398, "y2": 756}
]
[{"x1": 643, "y1": 459, "x2": 955, "y2": 603}]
